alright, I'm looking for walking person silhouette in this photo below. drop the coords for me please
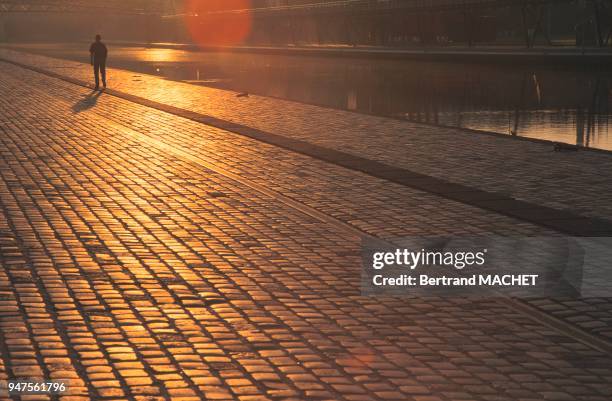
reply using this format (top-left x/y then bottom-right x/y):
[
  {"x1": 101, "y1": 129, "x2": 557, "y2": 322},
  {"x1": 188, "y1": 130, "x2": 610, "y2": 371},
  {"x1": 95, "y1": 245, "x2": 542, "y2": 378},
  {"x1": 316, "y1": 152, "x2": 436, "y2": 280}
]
[{"x1": 89, "y1": 34, "x2": 108, "y2": 90}]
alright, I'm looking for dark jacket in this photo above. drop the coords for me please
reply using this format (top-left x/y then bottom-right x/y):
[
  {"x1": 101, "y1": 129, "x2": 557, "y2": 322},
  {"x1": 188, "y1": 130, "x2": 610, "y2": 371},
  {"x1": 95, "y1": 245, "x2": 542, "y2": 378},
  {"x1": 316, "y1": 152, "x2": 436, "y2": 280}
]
[{"x1": 89, "y1": 42, "x2": 108, "y2": 63}]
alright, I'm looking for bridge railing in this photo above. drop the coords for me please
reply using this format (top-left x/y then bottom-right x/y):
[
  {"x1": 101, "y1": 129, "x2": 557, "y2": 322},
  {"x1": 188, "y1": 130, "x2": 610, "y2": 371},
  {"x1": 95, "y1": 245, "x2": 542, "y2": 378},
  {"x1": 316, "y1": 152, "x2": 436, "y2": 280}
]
[
  {"x1": 0, "y1": 0, "x2": 165, "y2": 15},
  {"x1": 198, "y1": 0, "x2": 573, "y2": 16}
]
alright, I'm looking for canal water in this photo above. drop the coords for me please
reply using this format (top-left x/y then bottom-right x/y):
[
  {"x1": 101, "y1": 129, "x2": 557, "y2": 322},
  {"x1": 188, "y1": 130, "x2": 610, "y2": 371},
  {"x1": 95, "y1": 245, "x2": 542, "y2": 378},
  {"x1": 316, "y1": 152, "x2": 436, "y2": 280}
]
[{"x1": 8, "y1": 43, "x2": 612, "y2": 151}]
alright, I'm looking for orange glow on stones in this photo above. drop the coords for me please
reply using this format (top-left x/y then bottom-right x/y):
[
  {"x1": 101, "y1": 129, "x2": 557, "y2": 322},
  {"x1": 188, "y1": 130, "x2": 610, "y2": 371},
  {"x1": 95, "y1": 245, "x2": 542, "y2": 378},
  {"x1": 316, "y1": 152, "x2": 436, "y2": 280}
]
[{"x1": 184, "y1": 0, "x2": 253, "y2": 47}]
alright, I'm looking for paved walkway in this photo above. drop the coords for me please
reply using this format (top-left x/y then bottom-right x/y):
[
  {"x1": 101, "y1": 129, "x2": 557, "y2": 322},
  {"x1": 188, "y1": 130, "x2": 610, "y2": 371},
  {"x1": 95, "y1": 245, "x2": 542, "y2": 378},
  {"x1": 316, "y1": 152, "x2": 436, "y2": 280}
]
[
  {"x1": 0, "y1": 51, "x2": 611, "y2": 400},
  {"x1": 2, "y1": 48, "x2": 612, "y2": 224}
]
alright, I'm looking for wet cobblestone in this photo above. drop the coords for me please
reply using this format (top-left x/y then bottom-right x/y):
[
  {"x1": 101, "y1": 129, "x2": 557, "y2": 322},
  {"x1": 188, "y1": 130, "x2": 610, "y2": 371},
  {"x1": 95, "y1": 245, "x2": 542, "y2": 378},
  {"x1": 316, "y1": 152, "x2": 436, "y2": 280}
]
[
  {"x1": 0, "y1": 58, "x2": 611, "y2": 400},
  {"x1": 2, "y1": 58, "x2": 611, "y2": 341},
  {"x1": 1, "y1": 48, "x2": 611, "y2": 222}
]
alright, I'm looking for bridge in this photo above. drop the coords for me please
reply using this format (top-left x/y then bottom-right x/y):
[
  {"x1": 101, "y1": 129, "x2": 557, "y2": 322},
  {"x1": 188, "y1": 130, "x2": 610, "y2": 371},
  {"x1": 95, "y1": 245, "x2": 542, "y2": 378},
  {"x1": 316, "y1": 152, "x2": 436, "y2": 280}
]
[
  {"x1": 0, "y1": 0, "x2": 166, "y2": 15},
  {"x1": 0, "y1": 0, "x2": 172, "y2": 42},
  {"x1": 175, "y1": 0, "x2": 611, "y2": 48},
  {"x1": 245, "y1": 0, "x2": 610, "y2": 48},
  {"x1": 0, "y1": 0, "x2": 611, "y2": 48},
  {"x1": 208, "y1": 0, "x2": 576, "y2": 15}
]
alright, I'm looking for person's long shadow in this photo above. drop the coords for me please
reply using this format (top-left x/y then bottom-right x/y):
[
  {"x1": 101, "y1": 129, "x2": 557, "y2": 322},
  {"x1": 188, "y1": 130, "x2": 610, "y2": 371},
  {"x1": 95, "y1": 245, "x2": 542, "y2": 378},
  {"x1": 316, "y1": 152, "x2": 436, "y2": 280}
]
[{"x1": 72, "y1": 90, "x2": 102, "y2": 113}]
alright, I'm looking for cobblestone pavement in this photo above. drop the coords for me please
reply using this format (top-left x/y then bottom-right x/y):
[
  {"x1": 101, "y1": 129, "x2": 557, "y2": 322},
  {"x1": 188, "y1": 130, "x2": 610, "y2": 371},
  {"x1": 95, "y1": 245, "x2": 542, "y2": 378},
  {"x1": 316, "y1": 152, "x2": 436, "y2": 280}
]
[
  {"x1": 7, "y1": 58, "x2": 612, "y2": 342},
  {"x1": 1, "y1": 48, "x2": 612, "y2": 222},
  {"x1": 0, "y1": 58, "x2": 611, "y2": 401}
]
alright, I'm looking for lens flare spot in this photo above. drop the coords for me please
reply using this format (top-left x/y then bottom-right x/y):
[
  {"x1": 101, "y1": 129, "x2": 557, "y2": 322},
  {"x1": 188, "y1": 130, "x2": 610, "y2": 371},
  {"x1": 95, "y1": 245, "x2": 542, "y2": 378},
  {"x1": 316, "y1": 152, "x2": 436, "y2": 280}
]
[{"x1": 184, "y1": 0, "x2": 252, "y2": 47}]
